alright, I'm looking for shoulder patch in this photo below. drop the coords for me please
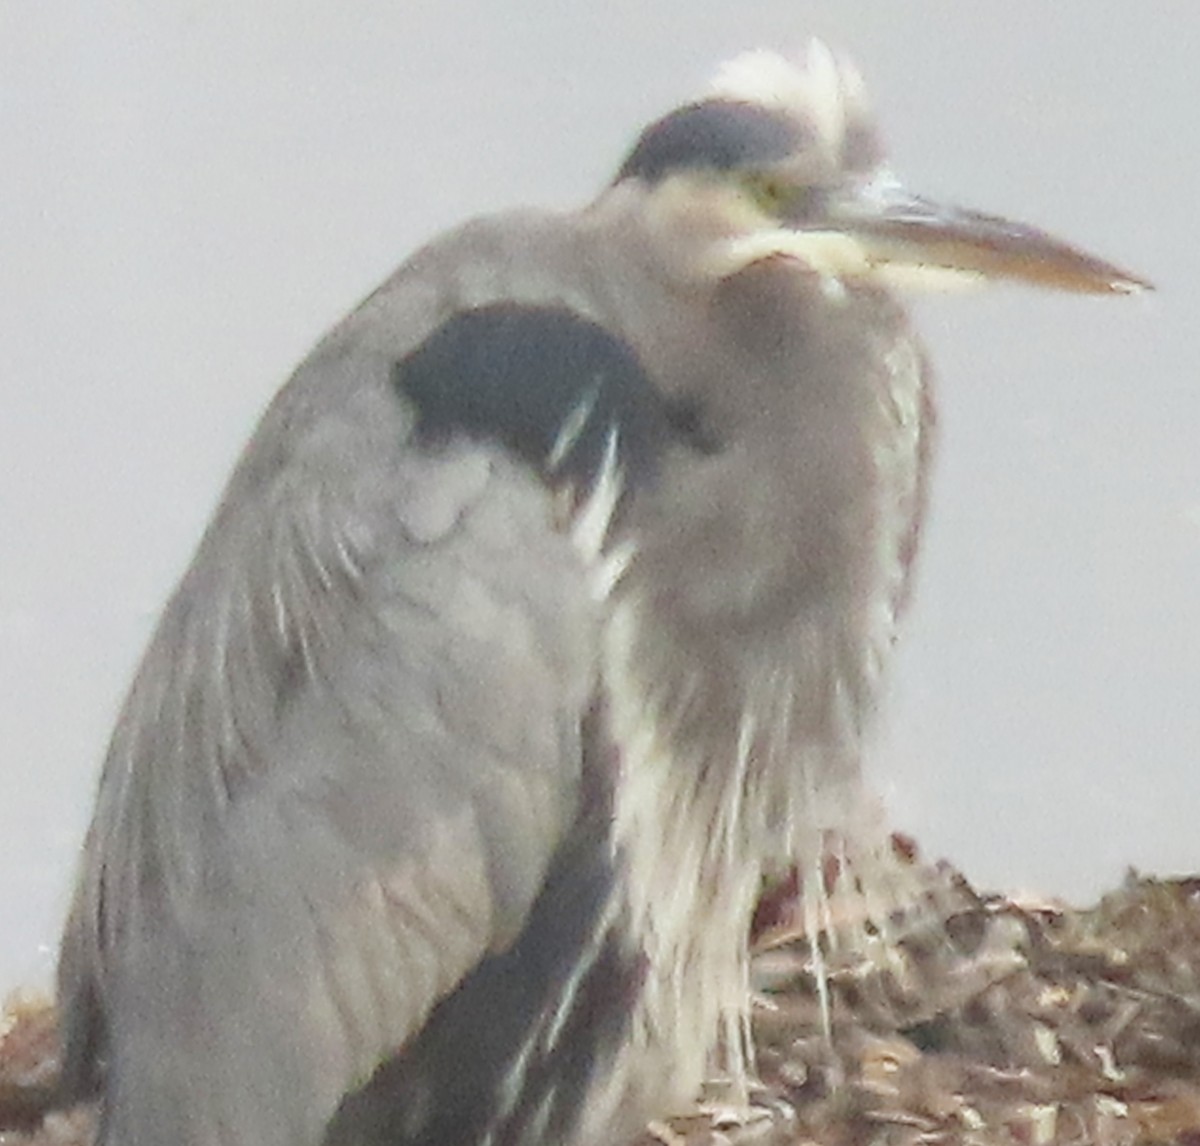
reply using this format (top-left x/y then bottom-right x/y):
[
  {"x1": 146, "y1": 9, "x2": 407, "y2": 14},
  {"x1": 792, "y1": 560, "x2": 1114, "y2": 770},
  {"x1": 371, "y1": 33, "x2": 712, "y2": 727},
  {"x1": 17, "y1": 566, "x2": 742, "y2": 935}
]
[{"x1": 394, "y1": 303, "x2": 669, "y2": 498}]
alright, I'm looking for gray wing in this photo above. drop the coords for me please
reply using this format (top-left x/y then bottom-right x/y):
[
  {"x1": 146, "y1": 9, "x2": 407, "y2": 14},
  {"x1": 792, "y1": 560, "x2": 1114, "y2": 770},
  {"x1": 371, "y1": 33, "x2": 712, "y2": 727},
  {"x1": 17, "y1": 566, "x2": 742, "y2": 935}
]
[{"x1": 56, "y1": 285, "x2": 639, "y2": 1145}]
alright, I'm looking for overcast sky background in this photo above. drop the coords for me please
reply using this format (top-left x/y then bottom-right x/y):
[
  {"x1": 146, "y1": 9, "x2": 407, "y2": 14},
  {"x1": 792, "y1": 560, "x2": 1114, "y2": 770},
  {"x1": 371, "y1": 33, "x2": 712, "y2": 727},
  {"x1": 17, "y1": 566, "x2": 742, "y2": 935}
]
[{"x1": 1, "y1": 3, "x2": 1195, "y2": 989}]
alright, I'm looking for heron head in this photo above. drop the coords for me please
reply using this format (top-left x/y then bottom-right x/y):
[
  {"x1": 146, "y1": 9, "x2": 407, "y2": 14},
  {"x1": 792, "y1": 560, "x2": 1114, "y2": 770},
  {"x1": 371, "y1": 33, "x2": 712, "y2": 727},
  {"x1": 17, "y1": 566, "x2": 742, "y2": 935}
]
[{"x1": 614, "y1": 41, "x2": 1149, "y2": 295}]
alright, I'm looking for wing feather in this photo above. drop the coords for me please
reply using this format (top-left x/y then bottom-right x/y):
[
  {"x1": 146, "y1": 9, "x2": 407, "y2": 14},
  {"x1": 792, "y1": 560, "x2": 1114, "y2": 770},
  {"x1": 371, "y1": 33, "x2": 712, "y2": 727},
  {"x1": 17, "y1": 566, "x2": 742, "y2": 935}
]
[{"x1": 58, "y1": 342, "x2": 600, "y2": 1146}]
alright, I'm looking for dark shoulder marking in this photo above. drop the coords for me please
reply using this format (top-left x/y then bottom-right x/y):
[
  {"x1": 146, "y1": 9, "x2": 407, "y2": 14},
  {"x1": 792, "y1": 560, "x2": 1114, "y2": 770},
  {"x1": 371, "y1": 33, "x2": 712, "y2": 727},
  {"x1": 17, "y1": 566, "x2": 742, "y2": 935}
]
[
  {"x1": 616, "y1": 99, "x2": 806, "y2": 183},
  {"x1": 394, "y1": 303, "x2": 671, "y2": 496}
]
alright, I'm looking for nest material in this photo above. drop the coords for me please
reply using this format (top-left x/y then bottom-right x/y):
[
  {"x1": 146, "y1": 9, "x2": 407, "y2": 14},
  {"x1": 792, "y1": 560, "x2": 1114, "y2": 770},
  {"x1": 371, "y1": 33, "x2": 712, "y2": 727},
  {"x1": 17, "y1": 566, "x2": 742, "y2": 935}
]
[{"x1": 4, "y1": 865, "x2": 1200, "y2": 1146}]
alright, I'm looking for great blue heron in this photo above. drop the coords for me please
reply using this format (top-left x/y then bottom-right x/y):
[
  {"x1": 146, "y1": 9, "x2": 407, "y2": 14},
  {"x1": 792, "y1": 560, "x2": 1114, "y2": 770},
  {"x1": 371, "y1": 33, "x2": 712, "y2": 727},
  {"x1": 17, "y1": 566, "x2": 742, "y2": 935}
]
[{"x1": 56, "y1": 42, "x2": 1146, "y2": 1146}]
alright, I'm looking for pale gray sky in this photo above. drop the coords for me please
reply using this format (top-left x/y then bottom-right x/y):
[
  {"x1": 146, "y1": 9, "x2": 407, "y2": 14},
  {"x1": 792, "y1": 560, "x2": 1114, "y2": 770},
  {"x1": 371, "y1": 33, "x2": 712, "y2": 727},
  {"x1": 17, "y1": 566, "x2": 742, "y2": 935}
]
[{"x1": 1, "y1": 2, "x2": 1196, "y2": 988}]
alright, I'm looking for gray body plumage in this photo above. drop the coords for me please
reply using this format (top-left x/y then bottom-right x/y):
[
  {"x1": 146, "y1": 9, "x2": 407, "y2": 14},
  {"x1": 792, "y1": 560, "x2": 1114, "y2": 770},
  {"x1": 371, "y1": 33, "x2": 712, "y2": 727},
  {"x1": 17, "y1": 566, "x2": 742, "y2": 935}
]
[{"x1": 57, "y1": 44, "x2": 1142, "y2": 1146}]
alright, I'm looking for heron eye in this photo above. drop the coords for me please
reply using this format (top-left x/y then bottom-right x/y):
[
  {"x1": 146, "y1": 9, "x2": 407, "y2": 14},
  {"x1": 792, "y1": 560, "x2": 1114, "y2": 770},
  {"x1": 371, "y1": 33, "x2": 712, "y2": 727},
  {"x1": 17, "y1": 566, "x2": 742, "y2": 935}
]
[{"x1": 740, "y1": 171, "x2": 803, "y2": 216}]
